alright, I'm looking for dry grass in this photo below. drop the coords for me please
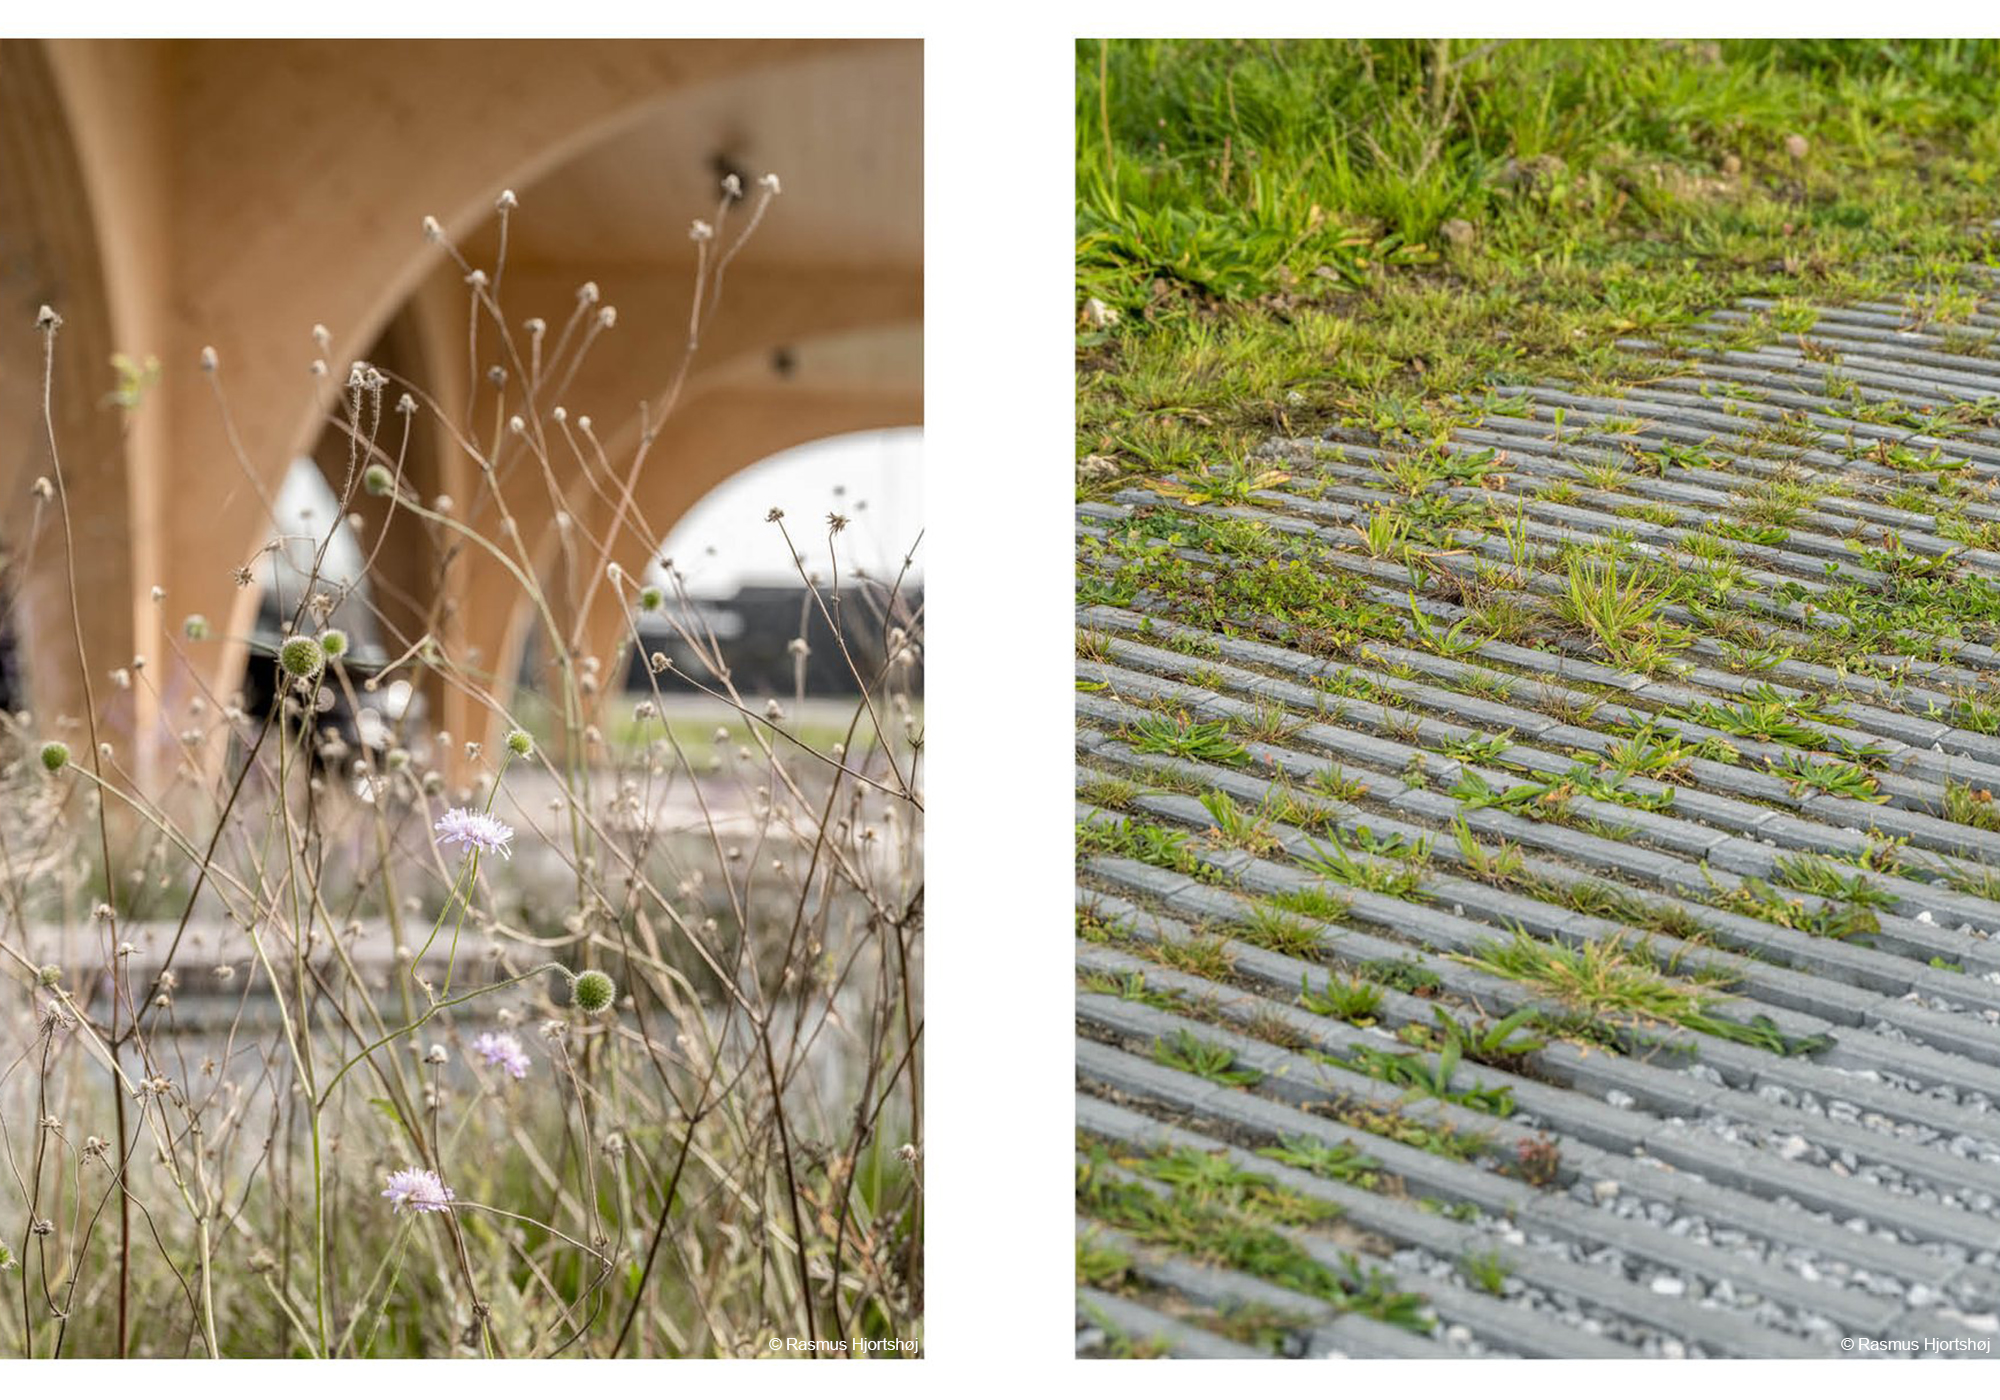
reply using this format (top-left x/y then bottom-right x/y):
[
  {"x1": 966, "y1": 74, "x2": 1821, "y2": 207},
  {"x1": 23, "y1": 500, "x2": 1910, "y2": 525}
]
[{"x1": 0, "y1": 177, "x2": 922, "y2": 1358}]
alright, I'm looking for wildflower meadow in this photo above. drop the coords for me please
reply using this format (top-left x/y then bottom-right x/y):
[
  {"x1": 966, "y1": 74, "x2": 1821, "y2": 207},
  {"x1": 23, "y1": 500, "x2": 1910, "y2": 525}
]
[{"x1": 0, "y1": 176, "x2": 923, "y2": 1358}]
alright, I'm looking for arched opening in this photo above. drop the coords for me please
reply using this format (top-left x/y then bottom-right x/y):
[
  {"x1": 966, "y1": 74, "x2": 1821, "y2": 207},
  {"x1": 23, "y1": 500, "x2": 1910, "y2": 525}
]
[
  {"x1": 253, "y1": 460, "x2": 389, "y2": 668},
  {"x1": 0, "y1": 40, "x2": 921, "y2": 1354},
  {"x1": 503, "y1": 426, "x2": 923, "y2": 760},
  {"x1": 636, "y1": 426, "x2": 924, "y2": 700},
  {"x1": 233, "y1": 458, "x2": 424, "y2": 760},
  {"x1": 658, "y1": 428, "x2": 925, "y2": 597}
]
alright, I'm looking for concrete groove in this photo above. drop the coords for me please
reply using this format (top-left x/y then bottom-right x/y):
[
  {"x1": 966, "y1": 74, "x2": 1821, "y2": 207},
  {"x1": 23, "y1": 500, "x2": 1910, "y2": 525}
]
[
  {"x1": 1083, "y1": 865, "x2": 2000, "y2": 1159},
  {"x1": 1080, "y1": 1095, "x2": 1864, "y2": 1354},
  {"x1": 1074, "y1": 1217, "x2": 1457, "y2": 1358},
  {"x1": 1080, "y1": 1148, "x2": 1646, "y2": 1357},
  {"x1": 1079, "y1": 937, "x2": 2000, "y2": 1212},
  {"x1": 1078, "y1": 1031, "x2": 1993, "y2": 1308},
  {"x1": 1082, "y1": 638, "x2": 2000, "y2": 952},
  {"x1": 1077, "y1": 285, "x2": 2000, "y2": 1356},
  {"x1": 1078, "y1": 687, "x2": 2000, "y2": 1021},
  {"x1": 1075, "y1": 1285, "x2": 1267, "y2": 1359},
  {"x1": 1078, "y1": 991, "x2": 2000, "y2": 1267}
]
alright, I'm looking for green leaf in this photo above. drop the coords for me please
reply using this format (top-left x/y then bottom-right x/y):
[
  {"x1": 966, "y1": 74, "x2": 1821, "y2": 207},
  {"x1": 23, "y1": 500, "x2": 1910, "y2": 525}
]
[{"x1": 1436, "y1": 1037, "x2": 1462, "y2": 1091}]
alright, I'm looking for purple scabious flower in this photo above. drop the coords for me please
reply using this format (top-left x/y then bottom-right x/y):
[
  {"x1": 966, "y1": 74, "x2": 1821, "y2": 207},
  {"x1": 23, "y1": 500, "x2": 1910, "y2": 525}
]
[
  {"x1": 381, "y1": 1166, "x2": 455, "y2": 1214},
  {"x1": 473, "y1": 1030, "x2": 531, "y2": 1080},
  {"x1": 434, "y1": 807, "x2": 514, "y2": 859}
]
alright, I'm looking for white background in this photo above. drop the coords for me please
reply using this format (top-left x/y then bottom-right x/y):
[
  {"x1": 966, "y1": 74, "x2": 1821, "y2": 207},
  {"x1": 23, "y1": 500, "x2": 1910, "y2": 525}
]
[
  {"x1": 13, "y1": 5, "x2": 1998, "y2": 1397},
  {"x1": 658, "y1": 428, "x2": 924, "y2": 595}
]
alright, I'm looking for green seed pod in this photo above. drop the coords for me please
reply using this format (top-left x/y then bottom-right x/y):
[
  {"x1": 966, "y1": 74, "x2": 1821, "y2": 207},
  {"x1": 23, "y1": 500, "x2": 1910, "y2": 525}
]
[
  {"x1": 279, "y1": 636, "x2": 324, "y2": 678},
  {"x1": 36, "y1": 965, "x2": 61, "y2": 988},
  {"x1": 318, "y1": 629, "x2": 348, "y2": 658},
  {"x1": 571, "y1": 970, "x2": 616, "y2": 1014},
  {"x1": 39, "y1": 741, "x2": 69, "y2": 773},
  {"x1": 183, "y1": 614, "x2": 210, "y2": 641},
  {"x1": 638, "y1": 585, "x2": 665, "y2": 612},
  {"x1": 505, "y1": 729, "x2": 533, "y2": 758},
  {"x1": 363, "y1": 464, "x2": 396, "y2": 496}
]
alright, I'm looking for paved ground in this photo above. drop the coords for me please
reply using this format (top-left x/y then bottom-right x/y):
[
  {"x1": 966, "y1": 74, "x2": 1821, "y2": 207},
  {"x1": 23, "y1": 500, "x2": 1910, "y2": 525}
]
[{"x1": 1076, "y1": 277, "x2": 2000, "y2": 1358}]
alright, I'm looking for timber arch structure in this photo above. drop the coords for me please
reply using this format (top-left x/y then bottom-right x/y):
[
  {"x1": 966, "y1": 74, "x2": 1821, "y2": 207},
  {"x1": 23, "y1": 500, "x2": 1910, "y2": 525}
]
[{"x1": 0, "y1": 37, "x2": 921, "y2": 789}]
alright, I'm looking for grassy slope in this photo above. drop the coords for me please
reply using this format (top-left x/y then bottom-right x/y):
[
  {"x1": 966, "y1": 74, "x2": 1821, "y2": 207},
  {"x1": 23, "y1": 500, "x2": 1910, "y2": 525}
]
[
  {"x1": 1077, "y1": 38, "x2": 2000, "y2": 471},
  {"x1": 1073, "y1": 43, "x2": 2000, "y2": 1354}
]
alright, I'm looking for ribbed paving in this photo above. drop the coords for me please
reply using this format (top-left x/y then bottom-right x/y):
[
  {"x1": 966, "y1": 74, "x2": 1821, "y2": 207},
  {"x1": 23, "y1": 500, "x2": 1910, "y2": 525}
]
[{"x1": 1075, "y1": 281, "x2": 2000, "y2": 1359}]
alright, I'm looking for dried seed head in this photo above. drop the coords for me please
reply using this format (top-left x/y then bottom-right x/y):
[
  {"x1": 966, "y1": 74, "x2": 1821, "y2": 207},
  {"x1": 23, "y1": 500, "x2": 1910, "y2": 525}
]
[
  {"x1": 571, "y1": 970, "x2": 616, "y2": 1014},
  {"x1": 279, "y1": 636, "x2": 324, "y2": 679}
]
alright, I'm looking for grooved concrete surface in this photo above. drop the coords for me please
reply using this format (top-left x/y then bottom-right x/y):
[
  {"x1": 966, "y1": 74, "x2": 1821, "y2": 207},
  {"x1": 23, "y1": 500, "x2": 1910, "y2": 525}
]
[{"x1": 1076, "y1": 281, "x2": 2000, "y2": 1359}]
